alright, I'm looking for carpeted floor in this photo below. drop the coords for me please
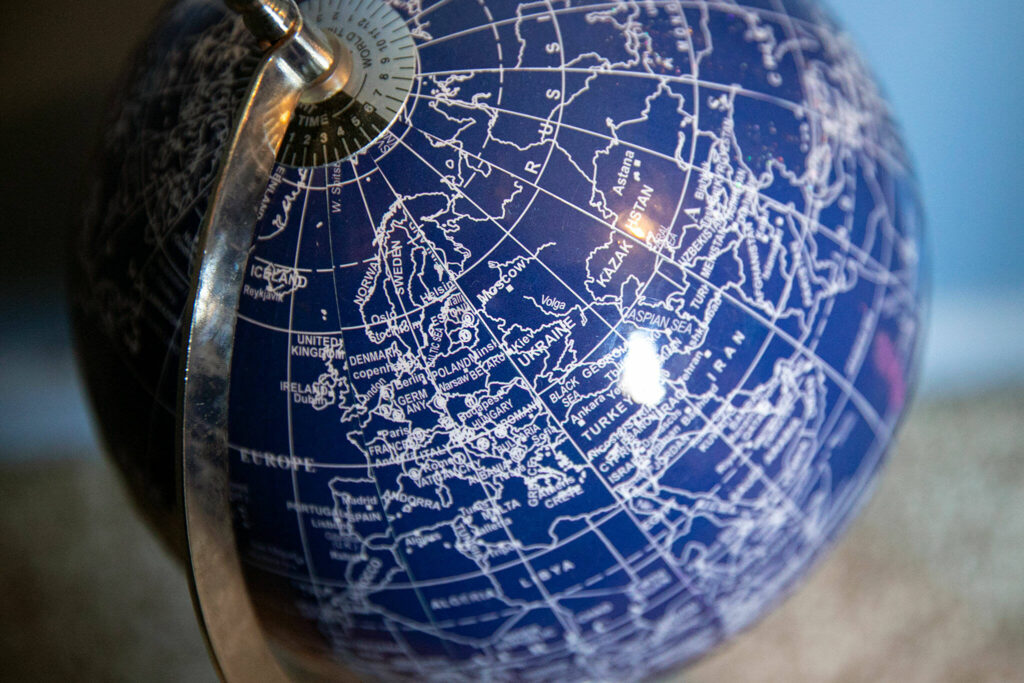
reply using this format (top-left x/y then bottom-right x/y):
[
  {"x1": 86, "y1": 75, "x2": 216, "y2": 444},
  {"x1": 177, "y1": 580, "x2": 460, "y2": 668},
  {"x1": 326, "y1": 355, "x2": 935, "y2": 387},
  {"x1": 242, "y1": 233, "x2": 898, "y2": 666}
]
[{"x1": 1, "y1": 388, "x2": 1021, "y2": 682}]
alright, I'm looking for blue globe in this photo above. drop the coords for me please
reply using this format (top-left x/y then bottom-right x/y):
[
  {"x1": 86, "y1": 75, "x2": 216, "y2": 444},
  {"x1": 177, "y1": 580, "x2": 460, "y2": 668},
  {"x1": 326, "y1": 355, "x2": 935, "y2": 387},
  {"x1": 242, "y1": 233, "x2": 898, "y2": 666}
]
[{"x1": 71, "y1": 0, "x2": 924, "y2": 679}]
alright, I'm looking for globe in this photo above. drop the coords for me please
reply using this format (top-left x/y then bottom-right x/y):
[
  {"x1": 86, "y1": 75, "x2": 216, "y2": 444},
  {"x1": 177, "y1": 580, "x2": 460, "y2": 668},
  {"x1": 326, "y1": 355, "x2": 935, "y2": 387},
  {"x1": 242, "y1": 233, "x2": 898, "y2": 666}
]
[{"x1": 70, "y1": 0, "x2": 925, "y2": 680}]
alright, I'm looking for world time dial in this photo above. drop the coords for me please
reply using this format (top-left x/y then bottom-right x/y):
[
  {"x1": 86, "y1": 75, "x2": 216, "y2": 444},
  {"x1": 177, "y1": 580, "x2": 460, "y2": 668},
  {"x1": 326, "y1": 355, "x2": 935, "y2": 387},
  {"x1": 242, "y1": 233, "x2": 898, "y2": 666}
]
[{"x1": 278, "y1": 0, "x2": 416, "y2": 166}]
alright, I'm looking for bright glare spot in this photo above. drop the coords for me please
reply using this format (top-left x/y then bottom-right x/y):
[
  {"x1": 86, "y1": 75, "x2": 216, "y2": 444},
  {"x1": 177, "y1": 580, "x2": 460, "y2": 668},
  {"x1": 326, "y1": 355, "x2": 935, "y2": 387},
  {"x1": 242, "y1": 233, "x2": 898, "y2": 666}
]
[
  {"x1": 624, "y1": 213, "x2": 655, "y2": 240},
  {"x1": 619, "y1": 331, "x2": 665, "y2": 405}
]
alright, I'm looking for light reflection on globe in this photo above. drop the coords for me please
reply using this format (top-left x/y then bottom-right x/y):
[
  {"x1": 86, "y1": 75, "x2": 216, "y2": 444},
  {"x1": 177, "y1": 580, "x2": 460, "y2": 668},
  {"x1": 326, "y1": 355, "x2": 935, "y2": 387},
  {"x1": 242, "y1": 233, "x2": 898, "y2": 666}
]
[{"x1": 71, "y1": 0, "x2": 924, "y2": 679}]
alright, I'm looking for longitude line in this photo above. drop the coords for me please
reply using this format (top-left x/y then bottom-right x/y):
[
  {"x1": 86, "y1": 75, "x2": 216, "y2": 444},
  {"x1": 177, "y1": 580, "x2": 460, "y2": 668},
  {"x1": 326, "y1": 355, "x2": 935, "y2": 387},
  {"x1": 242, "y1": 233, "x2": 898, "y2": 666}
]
[
  {"x1": 409, "y1": 124, "x2": 885, "y2": 433},
  {"x1": 370, "y1": 156, "x2": 583, "y2": 658},
  {"x1": 342, "y1": 141, "x2": 464, "y2": 657}
]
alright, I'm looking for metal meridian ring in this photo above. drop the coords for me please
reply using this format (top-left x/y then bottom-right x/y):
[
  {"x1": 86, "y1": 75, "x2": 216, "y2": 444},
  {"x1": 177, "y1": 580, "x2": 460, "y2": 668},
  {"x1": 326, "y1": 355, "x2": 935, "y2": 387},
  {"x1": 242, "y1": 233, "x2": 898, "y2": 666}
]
[{"x1": 179, "y1": 3, "x2": 353, "y2": 680}]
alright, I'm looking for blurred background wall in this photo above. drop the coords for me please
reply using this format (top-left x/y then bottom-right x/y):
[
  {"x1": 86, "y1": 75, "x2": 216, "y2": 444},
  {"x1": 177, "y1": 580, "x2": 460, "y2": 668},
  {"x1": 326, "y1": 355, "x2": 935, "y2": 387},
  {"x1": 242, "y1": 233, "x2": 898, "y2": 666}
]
[
  {"x1": 0, "y1": 1, "x2": 1021, "y2": 680},
  {"x1": 838, "y1": 0, "x2": 1024, "y2": 393}
]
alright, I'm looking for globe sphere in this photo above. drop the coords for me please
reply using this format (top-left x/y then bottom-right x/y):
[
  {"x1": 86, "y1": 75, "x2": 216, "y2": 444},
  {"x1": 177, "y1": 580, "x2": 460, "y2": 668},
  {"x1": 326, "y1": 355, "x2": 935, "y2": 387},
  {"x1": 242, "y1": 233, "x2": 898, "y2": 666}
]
[{"x1": 71, "y1": 0, "x2": 925, "y2": 680}]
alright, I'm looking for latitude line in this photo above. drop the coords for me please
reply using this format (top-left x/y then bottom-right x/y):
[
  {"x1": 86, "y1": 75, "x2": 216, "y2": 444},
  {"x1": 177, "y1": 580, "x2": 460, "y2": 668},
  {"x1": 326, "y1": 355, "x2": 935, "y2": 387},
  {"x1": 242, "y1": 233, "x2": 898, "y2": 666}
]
[
  {"x1": 388, "y1": 0, "x2": 768, "y2": 589},
  {"x1": 408, "y1": 123, "x2": 887, "y2": 435},
  {"x1": 707, "y1": 0, "x2": 828, "y2": 495},
  {"x1": 412, "y1": 0, "x2": 830, "y2": 54},
  {"x1": 369, "y1": 153, "x2": 720, "y2": 635},
  {"x1": 374, "y1": 156, "x2": 729, "y2": 628},
  {"x1": 229, "y1": 490, "x2": 690, "y2": 595},
  {"x1": 720, "y1": 0, "x2": 824, "y2": 406},
  {"x1": 617, "y1": 3, "x2": 703, "y2": 351},
  {"x1": 672, "y1": 2, "x2": 789, "y2": 418},
  {"x1": 759, "y1": 0, "x2": 870, "y2": 470},
  {"x1": 408, "y1": 90, "x2": 911, "y2": 290},
  {"x1": 389, "y1": 131, "x2": 810, "y2": 615},
  {"x1": 625, "y1": 1, "x2": 818, "y2": 530},
  {"x1": 232, "y1": 0, "x2": 913, "y2": 663},
  {"x1": 397, "y1": 131, "x2": 618, "y2": 360},
  {"x1": 370, "y1": 155, "x2": 588, "y2": 649},
  {"x1": 428, "y1": 4, "x2": 663, "y2": 398},
  {"x1": 373, "y1": 13, "x2": 606, "y2": 634},
  {"x1": 794, "y1": 163, "x2": 907, "y2": 526},
  {"x1": 339, "y1": 137, "x2": 465, "y2": 660},
  {"x1": 396, "y1": 130, "x2": 848, "y2": 523},
  {"x1": 317, "y1": 149, "x2": 435, "y2": 675},
  {"x1": 402, "y1": 0, "x2": 458, "y2": 27},
  {"x1": 280, "y1": 168, "x2": 332, "y2": 632},
  {"x1": 343, "y1": 164, "x2": 521, "y2": 670},
  {"x1": 401, "y1": 33, "x2": 620, "y2": 359},
  {"x1": 414, "y1": 65, "x2": 910, "y2": 177}
]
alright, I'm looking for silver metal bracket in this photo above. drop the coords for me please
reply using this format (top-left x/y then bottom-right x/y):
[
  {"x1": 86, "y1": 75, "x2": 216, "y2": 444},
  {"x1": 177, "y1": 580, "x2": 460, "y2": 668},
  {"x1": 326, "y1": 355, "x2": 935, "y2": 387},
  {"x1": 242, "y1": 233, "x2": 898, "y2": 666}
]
[{"x1": 179, "y1": 2, "x2": 350, "y2": 680}]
